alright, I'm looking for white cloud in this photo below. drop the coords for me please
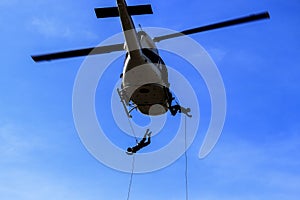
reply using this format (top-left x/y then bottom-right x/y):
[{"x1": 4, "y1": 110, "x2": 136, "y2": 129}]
[
  {"x1": 198, "y1": 132, "x2": 300, "y2": 198},
  {"x1": 0, "y1": 0, "x2": 19, "y2": 6},
  {"x1": 206, "y1": 47, "x2": 227, "y2": 63},
  {"x1": 0, "y1": 123, "x2": 47, "y2": 163},
  {"x1": 0, "y1": 123, "x2": 96, "y2": 200},
  {"x1": 0, "y1": 168, "x2": 95, "y2": 200},
  {"x1": 30, "y1": 17, "x2": 98, "y2": 40},
  {"x1": 30, "y1": 18, "x2": 72, "y2": 38}
]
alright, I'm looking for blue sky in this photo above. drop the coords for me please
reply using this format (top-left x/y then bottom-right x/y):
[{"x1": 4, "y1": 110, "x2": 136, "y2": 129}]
[{"x1": 1, "y1": 0, "x2": 300, "y2": 199}]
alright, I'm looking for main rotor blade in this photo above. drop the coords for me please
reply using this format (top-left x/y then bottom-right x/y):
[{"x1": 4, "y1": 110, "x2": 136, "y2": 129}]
[
  {"x1": 153, "y1": 12, "x2": 270, "y2": 42},
  {"x1": 31, "y1": 43, "x2": 124, "y2": 62}
]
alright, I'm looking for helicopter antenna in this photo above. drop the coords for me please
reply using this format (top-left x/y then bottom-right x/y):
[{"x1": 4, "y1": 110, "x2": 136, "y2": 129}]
[{"x1": 138, "y1": 24, "x2": 143, "y2": 31}]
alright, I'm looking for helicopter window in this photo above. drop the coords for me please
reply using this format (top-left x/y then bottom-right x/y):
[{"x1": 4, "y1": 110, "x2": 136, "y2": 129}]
[
  {"x1": 142, "y1": 48, "x2": 164, "y2": 65},
  {"x1": 123, "y1": 49, "x2": 166, "y2": 72},
  {"x1": 137, "y1": 31, "x2": 147, "y2": 39}
]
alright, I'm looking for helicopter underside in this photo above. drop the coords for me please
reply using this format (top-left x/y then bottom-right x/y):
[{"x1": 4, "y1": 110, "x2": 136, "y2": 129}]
[
  {"x1": 130, "y1": 83, "x2": 169, "y2": 115},
  {"x1": 118, "y1": 83, "x2": 169, "y2": 116}
]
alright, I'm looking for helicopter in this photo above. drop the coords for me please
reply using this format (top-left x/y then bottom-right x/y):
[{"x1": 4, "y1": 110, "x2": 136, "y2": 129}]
[{"x1": 32, "y1": 0, "x2": 270, "y2": 118}]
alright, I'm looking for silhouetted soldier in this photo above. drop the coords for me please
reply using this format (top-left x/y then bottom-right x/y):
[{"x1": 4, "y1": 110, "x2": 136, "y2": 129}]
[
  {"x1": 169, "y1": 105, "x2": 192, "y2": 117},
  {"x1": 166, "y1": 88, "x2": 192, "y2": 117},
  {"x1": 126, "y1": 129, "x2": 152, "y2": 154}
]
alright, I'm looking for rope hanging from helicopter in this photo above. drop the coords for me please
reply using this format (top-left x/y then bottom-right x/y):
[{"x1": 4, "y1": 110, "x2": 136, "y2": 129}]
[
  {"x1": 126, "y1": 154, "x2": 135, "y2": 200},
  {"x1": 125, "y1": 113, "x2": 137, "y2": 200},
  {"x1": 126, "y1": 115, "x2": 138, "y2": 143},
  {"x1": 125, "y1": 115, "x2": 190, "y2": 200},
  {"x1": 184, "y1": 115, "x2": 189, "y2": 200}
]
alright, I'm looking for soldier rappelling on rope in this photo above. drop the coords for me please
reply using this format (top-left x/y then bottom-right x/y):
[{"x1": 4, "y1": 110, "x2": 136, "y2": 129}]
[{"x1": 126, "y1": 129, "x2": 152, "y2": 155}]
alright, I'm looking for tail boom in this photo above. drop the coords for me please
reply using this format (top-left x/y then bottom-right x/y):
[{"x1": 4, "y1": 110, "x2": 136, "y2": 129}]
[{"x1": 116, "y1": 0, "x2": 141, "y2": 57}]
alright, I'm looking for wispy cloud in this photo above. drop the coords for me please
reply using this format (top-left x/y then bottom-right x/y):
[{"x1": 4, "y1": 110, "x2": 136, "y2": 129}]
[
  {"x1": 199, "y1": 131, "x2": 300, "y2": 198},
  {"x1": 0, "y1": 0, "x2": 19, "y2": 6},
  {"x1": 0, "y1": 123, "x2": 94, "y2": 200},
  {"x1": 0, "y1": 123, "x2": 45, "y2": 163},
  {"x1": 30, "y1": 18, "x2": 72, "y2": 38},
  {"x1": 206, "y1": 47, "x2": 227, "y2": 63},
  {"x1": 0, "y1": 167, "x2": 95, "y2": 200},
  {"x1": 30, "y1": 17, "x2": 98, "y2": 40}
]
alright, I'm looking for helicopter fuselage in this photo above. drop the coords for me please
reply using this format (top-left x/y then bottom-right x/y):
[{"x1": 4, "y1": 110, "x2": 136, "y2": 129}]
[
  {"x1": 121, "y1": 32, "x2": 170, "y2": 115},
  {"x1": 117, "y1": 0, "x2": 171, "y2": 115}
]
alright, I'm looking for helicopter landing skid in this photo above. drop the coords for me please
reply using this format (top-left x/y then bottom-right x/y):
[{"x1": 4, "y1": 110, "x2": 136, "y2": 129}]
[{"x1": 117, "y1": 88, "x2": 132, "y2": 118}]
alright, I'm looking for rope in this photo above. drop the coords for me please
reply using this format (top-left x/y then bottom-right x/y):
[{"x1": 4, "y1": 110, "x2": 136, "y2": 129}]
[
  {"x1": 126, "y1": 116, "x2": 138, "y2": 143},
  {"x1": 184, "y1": 116, "x2": 189, "y2": 200},
  {"x1": 125, "y1": 115, "x2": 137, "y2": 200},
  {"x1": 126, "y1": 155, "x2": 135, "y2": 200}
]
